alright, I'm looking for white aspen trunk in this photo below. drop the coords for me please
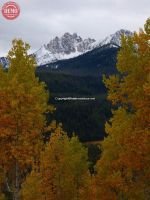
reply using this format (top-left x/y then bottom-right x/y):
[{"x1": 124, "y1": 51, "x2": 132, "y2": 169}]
[{"x1": 13, "y1": 160, "x2": 19, "y2": 200}]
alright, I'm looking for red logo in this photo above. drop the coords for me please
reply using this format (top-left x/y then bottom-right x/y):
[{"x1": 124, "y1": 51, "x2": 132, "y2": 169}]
[{"x1": 2, "y1": 1, "x2": 20, "y2": 20}]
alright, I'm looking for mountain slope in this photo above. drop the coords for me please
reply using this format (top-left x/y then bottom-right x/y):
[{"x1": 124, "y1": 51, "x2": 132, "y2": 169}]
[
  {"x1": 37, "y1": 43, "x2": 119, "y2": 77},
  {"x1": 35, "y1": 29, "x2": 132, "y2": 66},
  {"x1": 0, "y1": 29, "x2": 132, "y2": 68},
  {"x1": 34, "y1": 33, "x2": 95, "y2": 65},
  {"x1": 95, "y1": 29, "x2": 132, "y2": 48},
  {"x1": 36, "y1": 45, "x2": 119, "y2": 141},
  {"x1": 36, "y1": 30, "x2": 133, "y2": 141}
]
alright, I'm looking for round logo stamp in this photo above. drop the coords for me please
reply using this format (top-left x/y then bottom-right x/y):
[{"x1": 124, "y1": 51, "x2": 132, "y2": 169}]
[{"x1": 2, "y1": 1, "x2": 20, "y2": 20}]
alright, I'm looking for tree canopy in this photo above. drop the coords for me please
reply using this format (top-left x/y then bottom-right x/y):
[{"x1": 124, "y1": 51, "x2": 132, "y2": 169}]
[{"x1": 95, "y1": 18, "x2": 150, "y2": 200}]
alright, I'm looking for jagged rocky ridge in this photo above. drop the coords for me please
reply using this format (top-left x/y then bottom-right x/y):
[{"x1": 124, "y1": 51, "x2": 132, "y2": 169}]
[
  {"x1": 0, "y1": 29, "x2": 132, "y2": 67},
  {"x1": 34, "y1": 29, "x2": 133, "y2": 66},
  {"x1": 95, "y1": 29, "x2": 132, "y2": 48},
  {"x1": 34, "y1": 33, "x2": 96, "y2": 65}
]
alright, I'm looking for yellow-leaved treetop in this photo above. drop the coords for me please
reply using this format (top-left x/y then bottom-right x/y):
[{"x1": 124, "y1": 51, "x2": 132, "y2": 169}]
[
  {"x1": 96, "y1": 18, "x2": 150, "y2": 199},
  {"x1": 21, "y1": 123, "x2": 89, "y2": 200},
  {"x1": 0, "y1": 39, "x2": 54, "y2": 200}
]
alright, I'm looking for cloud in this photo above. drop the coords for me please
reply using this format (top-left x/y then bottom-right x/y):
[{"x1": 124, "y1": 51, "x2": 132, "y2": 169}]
[{"x1": 0, "y1": 0, "x2": 149, "y2": 56}]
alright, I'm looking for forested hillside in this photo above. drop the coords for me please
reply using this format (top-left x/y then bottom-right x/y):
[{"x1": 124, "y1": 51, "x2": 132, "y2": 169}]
[{"x1": 36, "y1": 46, "x2": 118, "y2": 141}]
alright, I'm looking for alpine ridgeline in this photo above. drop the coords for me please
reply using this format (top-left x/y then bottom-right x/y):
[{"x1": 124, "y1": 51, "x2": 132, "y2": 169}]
[
  {"x1": 0, "y1": 30, "x2": 132, "y2": 67},
  {"x1": 34, "y1": 33, "x2": 96, "y2": 65}
]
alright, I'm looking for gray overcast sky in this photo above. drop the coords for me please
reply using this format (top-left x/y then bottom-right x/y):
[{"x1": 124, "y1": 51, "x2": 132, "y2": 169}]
[{"x1": 0, "y1": 0, "x2": 149, "y2": 56}]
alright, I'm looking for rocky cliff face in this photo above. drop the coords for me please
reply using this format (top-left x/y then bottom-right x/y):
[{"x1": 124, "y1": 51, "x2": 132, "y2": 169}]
[
  {"x1": 34, "y1": 33, "x2": 96, "y2": 65},
  {"x1": 46, "y1": 33, "x2": 95, "y2": 54}
]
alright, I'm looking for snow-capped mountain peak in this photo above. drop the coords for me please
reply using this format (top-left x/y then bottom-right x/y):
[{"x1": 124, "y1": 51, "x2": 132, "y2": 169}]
[
  {"x1": 0, "y1": 30, "x2": 133, "y2": 67},
  {"x1": 34, "y1": 30, "x2": 132, "y2": 66},
  {"x1": 95, "y1": 29, "x2": 133, "y2": 48},
  {"x1": 35, "y1": 33, "x2": 96, "y2": 65}
]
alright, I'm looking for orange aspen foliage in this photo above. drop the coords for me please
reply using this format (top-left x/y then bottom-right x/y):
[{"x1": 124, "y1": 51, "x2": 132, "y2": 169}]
[
  {"x1": 21, "y1": 123, "x2": 89, "y2": 200},
  {"x1": 96, "y1": 18, "x2": 150, "y2": 200},
  {"x1": 0, "y1": 39, "x2": 54, "y2": 200}
]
